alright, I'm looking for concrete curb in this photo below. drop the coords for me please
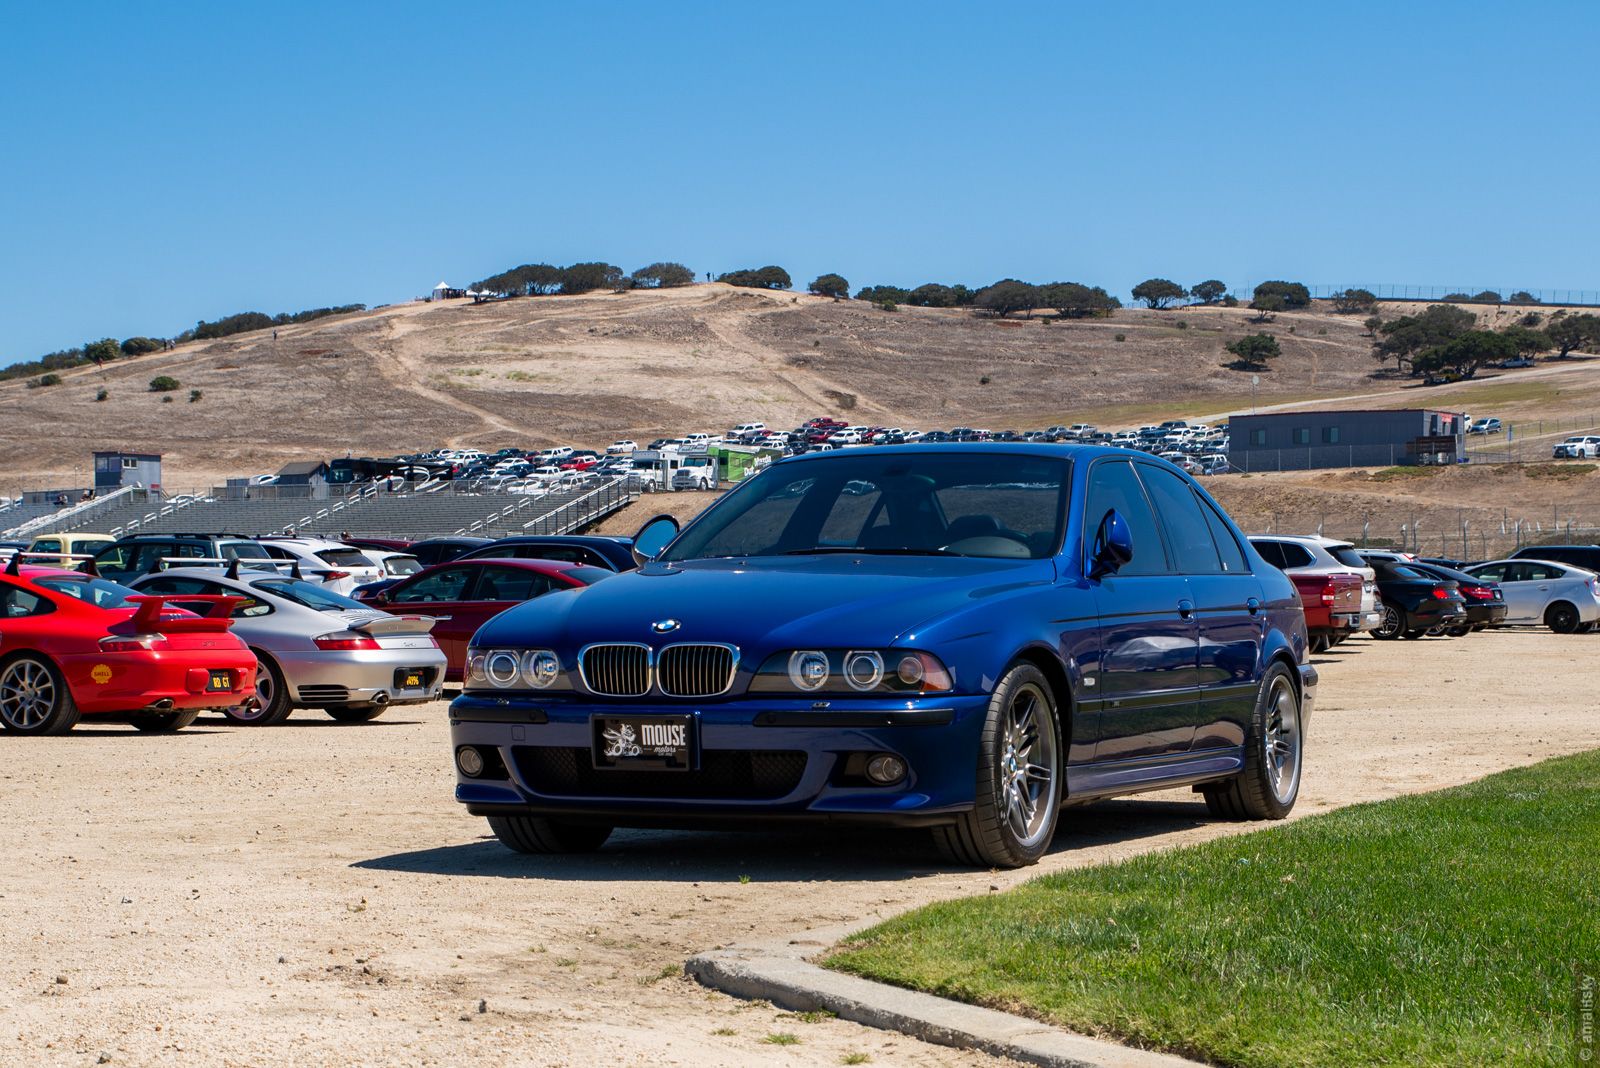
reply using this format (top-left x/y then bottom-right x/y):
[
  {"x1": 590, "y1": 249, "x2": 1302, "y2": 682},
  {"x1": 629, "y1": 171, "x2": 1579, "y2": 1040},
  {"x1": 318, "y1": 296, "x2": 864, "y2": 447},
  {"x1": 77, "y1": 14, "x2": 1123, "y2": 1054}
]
[{"x1": 685, "y1": 922, "x2": 1205, "y2": 1068}]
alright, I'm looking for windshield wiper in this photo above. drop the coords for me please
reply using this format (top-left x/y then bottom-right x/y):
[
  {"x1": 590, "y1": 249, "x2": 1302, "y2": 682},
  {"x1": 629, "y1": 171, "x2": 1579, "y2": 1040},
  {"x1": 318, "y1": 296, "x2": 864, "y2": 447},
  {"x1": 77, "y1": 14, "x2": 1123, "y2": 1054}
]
[{"x1": 781, "y1": 546, "x2": 960, "y2": 557}]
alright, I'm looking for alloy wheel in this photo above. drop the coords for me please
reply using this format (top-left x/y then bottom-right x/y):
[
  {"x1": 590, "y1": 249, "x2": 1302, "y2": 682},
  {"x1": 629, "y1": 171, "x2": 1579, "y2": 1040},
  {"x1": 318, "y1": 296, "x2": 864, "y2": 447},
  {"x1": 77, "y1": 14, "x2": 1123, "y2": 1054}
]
[
  {"x1": 230, "y1": 659, "x2": 274, "y2": 721},
  {"x1": 0, "y1": 659, "x2": 56, "y2": 730},
  {"x1": 998, "y1": 682, "x2": 1058, "y2": 848},
  {"x1": 1262, "y1": 674, "x2": 1301, "y2": 805}
]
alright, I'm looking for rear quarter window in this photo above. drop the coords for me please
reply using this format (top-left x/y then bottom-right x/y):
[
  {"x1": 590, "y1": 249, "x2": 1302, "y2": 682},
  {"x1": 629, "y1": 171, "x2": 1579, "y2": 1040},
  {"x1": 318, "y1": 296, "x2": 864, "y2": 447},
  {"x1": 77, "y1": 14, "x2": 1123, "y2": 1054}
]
[{"x1": 1327, "y1": 545, "x2": 1367, "y2": 568}]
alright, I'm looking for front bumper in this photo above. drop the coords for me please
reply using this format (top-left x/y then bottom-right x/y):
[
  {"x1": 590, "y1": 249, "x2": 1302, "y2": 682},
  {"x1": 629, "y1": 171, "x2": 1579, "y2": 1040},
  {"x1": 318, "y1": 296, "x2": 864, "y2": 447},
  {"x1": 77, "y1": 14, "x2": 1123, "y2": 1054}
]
[
  {"x1": 448, "y1": 692, "x2": 993, "y2": 824},
  {"x1": 272, "y1": 646, "x2": 447, "y2": 707}
]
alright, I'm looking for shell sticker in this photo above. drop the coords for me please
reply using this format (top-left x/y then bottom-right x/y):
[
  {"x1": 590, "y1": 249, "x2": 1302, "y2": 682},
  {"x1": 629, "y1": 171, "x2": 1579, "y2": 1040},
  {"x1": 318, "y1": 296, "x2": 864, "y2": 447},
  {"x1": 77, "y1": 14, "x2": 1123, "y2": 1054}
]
[{"x1": 90, "y1": 664, "x2": 113, "y2": 684}]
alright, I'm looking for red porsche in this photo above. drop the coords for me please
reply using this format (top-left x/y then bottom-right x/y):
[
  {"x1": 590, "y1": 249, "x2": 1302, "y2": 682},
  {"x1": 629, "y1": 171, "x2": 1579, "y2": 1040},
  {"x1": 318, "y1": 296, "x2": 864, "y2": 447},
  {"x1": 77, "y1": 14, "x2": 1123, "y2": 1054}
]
[{"x1": 0, "y1": 562, "x2": 257, "y2": 735}]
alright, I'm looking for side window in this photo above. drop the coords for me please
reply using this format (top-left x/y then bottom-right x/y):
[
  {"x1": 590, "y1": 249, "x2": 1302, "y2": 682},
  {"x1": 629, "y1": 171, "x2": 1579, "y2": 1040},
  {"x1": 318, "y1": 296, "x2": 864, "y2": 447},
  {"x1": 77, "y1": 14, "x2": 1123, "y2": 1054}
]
[
  {"x1": 1138, "y1": 466, "x2": 1222, "y2": 573},
  {"x1": 95, "y1": 544, "x2": 131, "y2": 570},
  {"x1": 473, "y1": 566, "x2": 553, "y2": 602},
  {"x1": 1526, "y1": 564, "x2": 1562, "y2": 581},
  {"x1": 1292, "y1": 428, "x2": 1311, "y2": 445},
  {"x1": 1084, "y1": 460, "x2": 1169, "y2": 576},
  {"x1": 31, "y1": 539, "x2": 62, "y2": 553},
  {"x1": 1252, "y1": 540, "x2": 1286, "y2": 569},
  {"x1": 258, "y1": 545, "x2": 295, "y2": 560},
  {"x1": 1, "y1": 584, "x2": 51, "y2": 618},
  {"x1": 1280, "y1": 544, "x2": 1315, "y2": 569},
  {"x1": 1249, "y1": 429, "x2": 1267, "y2": 446},
  {"x1": 1471, "y1": 563, "x2": 1506, "y2": 582},
  {"x1": 132, "y1": 543, "x2": 171, "y2": 573},
  {"x1": 1198, "y1": 498, "x2": 1249, "y2": 573},
  {"x1": 392, "y1": 566, "x2": 474, "y2": 603}
]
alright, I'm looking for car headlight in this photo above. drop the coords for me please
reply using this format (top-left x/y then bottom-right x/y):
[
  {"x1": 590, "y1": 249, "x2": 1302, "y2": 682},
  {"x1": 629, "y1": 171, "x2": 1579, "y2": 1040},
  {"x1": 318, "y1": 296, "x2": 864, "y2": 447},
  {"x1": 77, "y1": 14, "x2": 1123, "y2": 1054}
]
[
  {"x1": 465, "y1": 647, "x2": 571, "y2": 691},
  {"x1": 752, "y1": 650, "x2": 953, "y2": 695}
]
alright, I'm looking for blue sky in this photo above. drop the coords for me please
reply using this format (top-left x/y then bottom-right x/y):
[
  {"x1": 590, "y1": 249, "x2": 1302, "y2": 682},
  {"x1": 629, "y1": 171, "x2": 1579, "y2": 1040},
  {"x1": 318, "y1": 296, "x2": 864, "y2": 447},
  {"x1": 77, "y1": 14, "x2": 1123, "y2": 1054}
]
[{"x1": 3, "y1": 2, "x2": 1597, "y2": 361}]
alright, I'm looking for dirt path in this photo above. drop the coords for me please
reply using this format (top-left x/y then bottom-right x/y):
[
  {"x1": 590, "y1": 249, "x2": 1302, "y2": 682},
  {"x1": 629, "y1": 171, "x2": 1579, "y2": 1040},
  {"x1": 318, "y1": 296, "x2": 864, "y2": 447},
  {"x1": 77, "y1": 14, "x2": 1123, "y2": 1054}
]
[{"x1": 2, "y1": 628, "x2": 1597, "y2": 1066}]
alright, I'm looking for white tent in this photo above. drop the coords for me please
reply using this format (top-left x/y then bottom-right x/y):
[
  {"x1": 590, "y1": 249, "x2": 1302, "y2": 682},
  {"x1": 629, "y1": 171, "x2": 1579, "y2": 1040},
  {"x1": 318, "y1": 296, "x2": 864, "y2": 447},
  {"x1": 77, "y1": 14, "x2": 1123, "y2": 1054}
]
[{"x1": 431, "y1": 281, "x2": 451, "y2": 301}]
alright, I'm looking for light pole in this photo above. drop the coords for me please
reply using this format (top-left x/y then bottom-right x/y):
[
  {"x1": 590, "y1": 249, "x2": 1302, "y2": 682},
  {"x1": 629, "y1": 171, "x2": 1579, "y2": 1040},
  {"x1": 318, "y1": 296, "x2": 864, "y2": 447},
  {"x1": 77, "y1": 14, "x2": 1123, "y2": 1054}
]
[{"x1": 1251, "y1": 374, "x2": 1260, "y2": 414}]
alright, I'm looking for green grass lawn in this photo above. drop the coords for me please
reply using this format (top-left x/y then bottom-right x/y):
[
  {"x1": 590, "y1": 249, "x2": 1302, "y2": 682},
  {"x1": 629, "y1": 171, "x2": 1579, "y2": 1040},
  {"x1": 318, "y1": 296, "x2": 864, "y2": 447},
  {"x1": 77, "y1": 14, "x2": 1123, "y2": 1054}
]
[{"x1": 828, "y1": 751, "x2": 1600, "y2": 1067}]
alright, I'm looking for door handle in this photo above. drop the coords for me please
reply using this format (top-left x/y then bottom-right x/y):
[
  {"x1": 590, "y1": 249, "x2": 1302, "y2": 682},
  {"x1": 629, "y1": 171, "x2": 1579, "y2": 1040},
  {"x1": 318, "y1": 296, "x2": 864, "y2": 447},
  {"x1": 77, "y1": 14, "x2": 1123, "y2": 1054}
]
[
  {"x1": 1246, "y1": 597, "x2": 1261, "y2": 616},
  {"x1": 1177, "y1": 599, "x2": 1195, "y2": 619}
]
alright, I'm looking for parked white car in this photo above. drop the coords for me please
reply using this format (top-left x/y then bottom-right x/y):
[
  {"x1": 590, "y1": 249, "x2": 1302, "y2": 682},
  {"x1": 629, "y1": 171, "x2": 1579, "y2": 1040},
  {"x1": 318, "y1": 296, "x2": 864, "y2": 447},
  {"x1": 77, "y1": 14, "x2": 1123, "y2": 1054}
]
[
  {"x1": 606, "y1": 440, "x2": 638, "y2": 454},
  {"x1": 254, "y1": 537, "x2": 385, "y2": 596},
  {"x1": 1463, "y1": 559, "x2": 1600, "y2": 632}
]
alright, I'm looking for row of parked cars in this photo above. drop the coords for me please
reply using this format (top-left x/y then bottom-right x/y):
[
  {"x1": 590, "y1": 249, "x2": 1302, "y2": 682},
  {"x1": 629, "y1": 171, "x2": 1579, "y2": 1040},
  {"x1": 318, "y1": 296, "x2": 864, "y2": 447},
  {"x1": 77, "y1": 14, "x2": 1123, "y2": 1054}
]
[{"x1": 1247, "y1": 534, "x2": 1600, "y2": 646}]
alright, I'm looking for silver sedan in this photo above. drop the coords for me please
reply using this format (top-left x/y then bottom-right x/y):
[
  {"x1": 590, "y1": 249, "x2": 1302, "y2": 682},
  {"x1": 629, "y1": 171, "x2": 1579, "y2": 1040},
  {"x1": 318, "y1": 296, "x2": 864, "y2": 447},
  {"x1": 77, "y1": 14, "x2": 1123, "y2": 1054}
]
[
  {"x1": 131, "y1": 566, "x2": 448, "y2": 725},
  {"x1": 1463, "y1": 558, "x2": 1600, "y2": 633}
]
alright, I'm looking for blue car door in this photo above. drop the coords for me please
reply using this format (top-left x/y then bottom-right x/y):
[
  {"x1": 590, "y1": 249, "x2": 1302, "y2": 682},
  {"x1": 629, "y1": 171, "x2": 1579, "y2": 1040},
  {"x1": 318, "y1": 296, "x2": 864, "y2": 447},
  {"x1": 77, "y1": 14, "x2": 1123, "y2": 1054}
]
[
  {"x1": 1138, "y1": 465, "x2": 1263, "y2": 753},
  {"x1": 1083, "y1": 458, "x2": 1200, "y2": 762}
]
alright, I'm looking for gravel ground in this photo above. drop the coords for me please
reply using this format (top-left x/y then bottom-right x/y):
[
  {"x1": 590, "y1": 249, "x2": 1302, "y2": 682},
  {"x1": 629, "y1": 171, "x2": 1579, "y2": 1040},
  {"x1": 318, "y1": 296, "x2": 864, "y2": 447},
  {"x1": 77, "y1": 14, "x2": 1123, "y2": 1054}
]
[{"x1": 2, "y1": 628, "x2": 1596, "y2": 1067}]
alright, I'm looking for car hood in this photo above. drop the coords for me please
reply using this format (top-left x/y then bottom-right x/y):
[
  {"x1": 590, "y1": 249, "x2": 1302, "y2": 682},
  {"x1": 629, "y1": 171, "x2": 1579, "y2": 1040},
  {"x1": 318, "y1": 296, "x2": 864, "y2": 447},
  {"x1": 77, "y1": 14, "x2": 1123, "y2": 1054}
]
[{"x1": 472, "y1": 555, "x2": 1056, "y2": 651}]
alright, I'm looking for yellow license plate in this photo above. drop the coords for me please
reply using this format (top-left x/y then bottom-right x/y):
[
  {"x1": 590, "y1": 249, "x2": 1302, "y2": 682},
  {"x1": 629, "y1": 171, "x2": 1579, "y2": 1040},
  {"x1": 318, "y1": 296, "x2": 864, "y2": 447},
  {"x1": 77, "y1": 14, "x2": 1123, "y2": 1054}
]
[
  {"x1": 207, "y1": 670, "x2": 232, "y2": 692},
  {"x1": 403, "y1": 673, "x2": 422, "y2": 688}
]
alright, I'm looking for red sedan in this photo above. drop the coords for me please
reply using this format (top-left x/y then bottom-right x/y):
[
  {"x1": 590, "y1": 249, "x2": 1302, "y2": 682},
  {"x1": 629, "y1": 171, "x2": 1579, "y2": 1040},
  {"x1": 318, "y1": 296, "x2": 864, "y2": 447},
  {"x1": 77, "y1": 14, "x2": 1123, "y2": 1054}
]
[
  {"x1": 354, "y1": 558, "x2": 611, "y2": 680},
  {"x1": 0, "y1": 563, "x2": 257, "y2": 734}
]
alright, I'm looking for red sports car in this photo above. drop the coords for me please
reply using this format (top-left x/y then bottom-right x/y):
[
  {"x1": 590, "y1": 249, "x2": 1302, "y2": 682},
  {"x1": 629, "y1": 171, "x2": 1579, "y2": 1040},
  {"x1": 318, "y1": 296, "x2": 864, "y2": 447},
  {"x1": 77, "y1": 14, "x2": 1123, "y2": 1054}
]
[
  {"x1": 0, "y1": 563, "x2": 257, "y2": 735},
  {"x1": 354, "y1": 558, "x2": 611, "y2": 680}
]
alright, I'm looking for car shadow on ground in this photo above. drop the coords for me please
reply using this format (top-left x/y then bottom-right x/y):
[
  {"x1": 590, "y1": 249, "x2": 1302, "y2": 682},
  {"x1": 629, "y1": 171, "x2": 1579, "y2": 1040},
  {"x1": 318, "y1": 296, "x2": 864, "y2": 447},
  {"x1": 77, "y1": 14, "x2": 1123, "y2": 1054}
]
[
  {"x1": 189, "y1": 714, "x2": 425, "y2": 729},
  {"x1": 352, "y1": 797, "x2": 1216, "y2": 883}
]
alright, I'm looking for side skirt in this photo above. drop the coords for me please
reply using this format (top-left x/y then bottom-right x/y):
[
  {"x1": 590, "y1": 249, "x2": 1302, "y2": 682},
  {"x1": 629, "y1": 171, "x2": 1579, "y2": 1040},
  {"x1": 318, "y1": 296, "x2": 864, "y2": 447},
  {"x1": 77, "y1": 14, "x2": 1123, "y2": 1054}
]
[{"x1": 1064, "y1": 747, "x2": 1244, "y2": 803}]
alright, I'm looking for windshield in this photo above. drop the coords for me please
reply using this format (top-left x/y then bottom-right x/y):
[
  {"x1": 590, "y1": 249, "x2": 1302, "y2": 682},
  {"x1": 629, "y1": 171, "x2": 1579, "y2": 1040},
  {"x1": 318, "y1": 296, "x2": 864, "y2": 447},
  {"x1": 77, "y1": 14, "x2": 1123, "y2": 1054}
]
[
  {"x1": 383, "y1": 555, "x2": 422, "y2": 576},
  {"x1": 35, "y1": 575, "x2": 143, "y2": 609},
  {"x1": 661, "y1": 453, "x2": 1071, "y2": 561},
  {"x1": 316, "y1": 549, "x2": 376, "y2": 568},
  {"x1": 249, "y1": 578, "x2": 372, "y2": 612}
]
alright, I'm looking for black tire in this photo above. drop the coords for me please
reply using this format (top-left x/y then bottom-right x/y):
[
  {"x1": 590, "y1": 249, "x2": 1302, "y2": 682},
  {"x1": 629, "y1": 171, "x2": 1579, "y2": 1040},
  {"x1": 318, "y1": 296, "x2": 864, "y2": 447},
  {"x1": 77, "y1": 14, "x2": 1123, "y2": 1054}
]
[
  {"x1": 224, "y1": 653, "x2": 293, "y2": 726},
  {"x1": 1402, "y1": 629, "x2": 1426, "y2": 639},
  {"x1": 0, "y1": 654, "x2": 80, "y2": 735},
  {"x1": 326, "y1": 704, "x2": 385, "y2": 723},
  {"x1": 1308, "y1": 632, "x2": 1329, "y2": 655},
  {"x1": 1545, "y1": 601, "x2": 1581, "y2": 634},
  {"x1": 1579, "y1": 622, "x2": 1597, "y2": 634},
  {"x1": 1374, "y1": 604, "x2": 1406, "y2": 640},
  {"x1": 487, "y1": 815, "x2": 612, "y2": 854},
  {"x1": 130, "y1": 709, "x2": 200, "y2": 732},
  {"x1": 932, "y1": 663, "x2": 1062, "y2": 869},
  {"x1": 1202, "y1": 661, "x2": 1302, "y2": 821},
  {"x1": 1445, "y1": 625, "x2": 1472, "y2": 637}
]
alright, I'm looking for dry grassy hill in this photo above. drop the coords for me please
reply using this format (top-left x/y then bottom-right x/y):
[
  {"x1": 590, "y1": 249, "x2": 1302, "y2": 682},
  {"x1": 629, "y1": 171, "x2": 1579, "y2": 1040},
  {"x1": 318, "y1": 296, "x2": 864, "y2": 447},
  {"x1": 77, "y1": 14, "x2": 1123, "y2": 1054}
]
[{"x1": 6, "y1": 284, "x2": 1597, "y2": 493}]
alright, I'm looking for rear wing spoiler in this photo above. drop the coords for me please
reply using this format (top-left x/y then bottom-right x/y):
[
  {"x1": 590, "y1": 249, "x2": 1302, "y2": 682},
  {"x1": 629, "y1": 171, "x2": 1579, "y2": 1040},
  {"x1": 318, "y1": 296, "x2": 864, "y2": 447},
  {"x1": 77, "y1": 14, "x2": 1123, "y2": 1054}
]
[
  {"x1": 5, "y1": 552, "x2": 100, "y2": 577},
  {"x1": 158, "y1": 557, "x2": 316, "y2": 581},
  {"x1": 122, "y1": 594, "x2": 244, "y2": 634}
]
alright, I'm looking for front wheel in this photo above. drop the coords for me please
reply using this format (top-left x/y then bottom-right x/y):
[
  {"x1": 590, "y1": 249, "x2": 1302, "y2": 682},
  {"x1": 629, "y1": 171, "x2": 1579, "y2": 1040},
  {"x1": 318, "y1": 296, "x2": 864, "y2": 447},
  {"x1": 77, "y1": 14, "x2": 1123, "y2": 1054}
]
[
  {"x1": 1546, "y1": 601, "x2": 1581, "y2": 634},
  {"x1": 933, "y1": 663, "x2": 1062, "y2": 868},
  {"x1": 0, "y1": 656, "x2": 80, "y2": 735},
  {"x1": 1374, "y1": 605, "x2": 1406, "y2": 640},
  {"x1": 487, "y1": 816, "x2": 612, "y2": 854},
  {"x1": 224, "y1": 654, "x2": 293, "y2": 725},
  {"x1": 1446, "y1": 625, "x2": 1472, "y2": 637},
  {"x1": 1203, "y1": 662, "x2": 1302, "y2": 820}
]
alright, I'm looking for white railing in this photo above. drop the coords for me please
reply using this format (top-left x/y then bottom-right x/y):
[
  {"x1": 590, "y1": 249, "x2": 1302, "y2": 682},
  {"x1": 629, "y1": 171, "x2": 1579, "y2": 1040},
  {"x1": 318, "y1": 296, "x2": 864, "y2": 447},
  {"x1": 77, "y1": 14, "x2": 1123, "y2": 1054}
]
[{"x1": 5, "y1": 486, "x2": 139, "y2": 540}]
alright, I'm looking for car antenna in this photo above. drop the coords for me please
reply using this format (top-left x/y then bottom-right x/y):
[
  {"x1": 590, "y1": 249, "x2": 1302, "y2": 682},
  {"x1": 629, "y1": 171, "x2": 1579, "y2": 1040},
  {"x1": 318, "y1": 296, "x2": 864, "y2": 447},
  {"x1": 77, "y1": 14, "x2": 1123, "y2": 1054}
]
[
  {"x1": 290, "y1": 561, "x2": 303, "y2": 580},
  {"x1": 3, "y1": 554, "x2": 19, "y2": 576},
  {"x1": 226, "y1": 558, "x2": 241, "y2": 580}
]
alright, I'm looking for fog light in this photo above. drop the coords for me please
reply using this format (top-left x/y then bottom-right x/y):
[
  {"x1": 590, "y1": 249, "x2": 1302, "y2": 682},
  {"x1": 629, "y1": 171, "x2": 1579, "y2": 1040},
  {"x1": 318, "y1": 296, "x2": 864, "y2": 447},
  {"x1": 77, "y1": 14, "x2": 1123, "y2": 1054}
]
[
  {"x1": 456, "y1": 746, "x2": 486, "y2": 778},
  {"x1": 865, "y1": 753, "x2": 907, "y2": 785}
]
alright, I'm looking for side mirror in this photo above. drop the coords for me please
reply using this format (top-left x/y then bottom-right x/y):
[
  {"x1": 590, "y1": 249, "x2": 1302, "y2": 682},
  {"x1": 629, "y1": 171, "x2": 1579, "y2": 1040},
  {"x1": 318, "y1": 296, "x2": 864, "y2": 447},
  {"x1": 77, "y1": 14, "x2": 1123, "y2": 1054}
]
[
  {"x1": 1089, "y1": 509, "x2": 1134, "y2": 579},
  {"x1": 631, "y1": 514, "x2": 681, "y2": 566}
]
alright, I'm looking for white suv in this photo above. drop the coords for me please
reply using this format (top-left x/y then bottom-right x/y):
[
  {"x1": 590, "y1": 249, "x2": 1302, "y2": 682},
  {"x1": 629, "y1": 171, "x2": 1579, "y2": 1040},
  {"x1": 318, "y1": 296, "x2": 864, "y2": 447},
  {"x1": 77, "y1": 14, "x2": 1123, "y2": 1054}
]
[{"x1": 1552, "y1": 436, "x2": 1600, "y2": 459}]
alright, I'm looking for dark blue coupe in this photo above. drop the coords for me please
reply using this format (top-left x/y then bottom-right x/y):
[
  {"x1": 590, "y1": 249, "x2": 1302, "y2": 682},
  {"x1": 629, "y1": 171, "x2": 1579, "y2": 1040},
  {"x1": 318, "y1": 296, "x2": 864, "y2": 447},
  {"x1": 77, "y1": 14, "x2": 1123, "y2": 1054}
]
[{"x1": 449, "y1": 444, "x2": 1314, "y2": 868}]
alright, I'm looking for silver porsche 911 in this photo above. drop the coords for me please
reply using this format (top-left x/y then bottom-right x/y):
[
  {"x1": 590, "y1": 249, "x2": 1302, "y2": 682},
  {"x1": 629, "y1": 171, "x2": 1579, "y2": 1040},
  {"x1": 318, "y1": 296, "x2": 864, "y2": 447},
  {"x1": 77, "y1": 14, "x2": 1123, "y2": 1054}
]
[{"x1": 131, "y1": 565, "x2": 447, "y2": 725}]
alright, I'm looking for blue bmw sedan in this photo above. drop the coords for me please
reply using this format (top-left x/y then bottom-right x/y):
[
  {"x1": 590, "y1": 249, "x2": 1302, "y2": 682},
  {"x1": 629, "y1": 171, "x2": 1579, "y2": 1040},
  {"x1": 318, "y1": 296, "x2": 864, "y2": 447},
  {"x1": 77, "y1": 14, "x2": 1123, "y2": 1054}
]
[{"x1": 449, "y1": 444, "x2": 1314, "y2": 868}]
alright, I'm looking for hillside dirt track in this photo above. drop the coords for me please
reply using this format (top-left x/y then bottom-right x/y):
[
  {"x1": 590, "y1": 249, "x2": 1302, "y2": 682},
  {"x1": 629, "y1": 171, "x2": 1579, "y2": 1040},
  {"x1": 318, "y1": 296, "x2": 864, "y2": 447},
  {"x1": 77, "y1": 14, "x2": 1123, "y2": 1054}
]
[
  {"x1": 2, "y1": 628, "x2": 1597, "y2": 1067},
  {"x1": 10, "y1": 282, "x2": 1599, "y2": 495}
]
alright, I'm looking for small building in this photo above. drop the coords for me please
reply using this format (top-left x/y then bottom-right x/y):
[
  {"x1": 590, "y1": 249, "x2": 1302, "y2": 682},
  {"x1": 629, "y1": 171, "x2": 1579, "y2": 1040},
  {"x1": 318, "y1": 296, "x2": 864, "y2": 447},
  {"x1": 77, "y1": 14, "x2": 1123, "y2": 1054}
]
[
  {"x1": 276, "y1": 460, "x2": 331, "y2": 499},
  {"x1": 1227, "y1": 409, "x2": 1465, "y2": 472},
  {"x1": 93, "y1": 450, "x2": 162, "y2": 494}
]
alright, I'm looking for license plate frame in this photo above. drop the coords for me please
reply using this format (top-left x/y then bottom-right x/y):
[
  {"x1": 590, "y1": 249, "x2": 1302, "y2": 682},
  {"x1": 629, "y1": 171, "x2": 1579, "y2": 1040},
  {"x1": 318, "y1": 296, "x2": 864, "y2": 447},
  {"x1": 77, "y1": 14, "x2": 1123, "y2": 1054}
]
[
  {"x1": 591, "y1": 714, "x2": 696, "y2": 771},
  {"x1": 206, "y1": 670, "x2": 232, "y2": 693}
]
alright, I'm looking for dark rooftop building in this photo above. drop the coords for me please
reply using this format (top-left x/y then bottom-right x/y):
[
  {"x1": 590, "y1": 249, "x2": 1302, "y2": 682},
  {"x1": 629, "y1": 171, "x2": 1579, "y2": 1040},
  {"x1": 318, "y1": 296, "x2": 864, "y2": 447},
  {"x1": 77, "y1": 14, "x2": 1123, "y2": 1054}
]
[{"x1": 1227, "y1": 409, "x2": 1465, "y2": 472}]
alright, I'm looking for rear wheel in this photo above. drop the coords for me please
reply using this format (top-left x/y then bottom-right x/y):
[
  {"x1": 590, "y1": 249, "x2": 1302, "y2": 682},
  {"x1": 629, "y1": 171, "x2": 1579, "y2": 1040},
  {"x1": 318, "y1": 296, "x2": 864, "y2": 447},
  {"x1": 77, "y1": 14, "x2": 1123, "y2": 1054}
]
[
  {"x1": 326, "y1": 704, "x2": 385, "y2": 723},
  {"x1": 224, "y1": 653, "x2": 293, "y2": 725},
  {"x1": 487, "y1": 816, "x2": 612, "y2": 854},
  {"x1": 1374, "y1": 605, "x2": 1406, "y2": 640},
  {"x1": 130, "y1": 709, "x2": 200, "y2": 732},
  {"x1": 1446, "y1": 624, "x2": 1472, "y2": 637},
  {"x1": 933, "y1": 663, "x2": 1061, "y2": 869},
  {"x1": 1202, "y1": 662, "x2": 1302, "y2": 820},
  {"x1": 0, "y1": 656, "x2": 79, "y2": 735},
  {"x1": 1545, "y1": 601, "x2": 1581, "y2": 634}
]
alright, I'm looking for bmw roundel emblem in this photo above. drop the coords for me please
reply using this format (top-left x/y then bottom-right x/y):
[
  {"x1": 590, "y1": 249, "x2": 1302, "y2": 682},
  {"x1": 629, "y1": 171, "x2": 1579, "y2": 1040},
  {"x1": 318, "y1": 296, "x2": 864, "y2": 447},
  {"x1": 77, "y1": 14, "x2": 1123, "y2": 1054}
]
[{"x1": 651, "y1": 619, "x2": 681, "y2": 634}]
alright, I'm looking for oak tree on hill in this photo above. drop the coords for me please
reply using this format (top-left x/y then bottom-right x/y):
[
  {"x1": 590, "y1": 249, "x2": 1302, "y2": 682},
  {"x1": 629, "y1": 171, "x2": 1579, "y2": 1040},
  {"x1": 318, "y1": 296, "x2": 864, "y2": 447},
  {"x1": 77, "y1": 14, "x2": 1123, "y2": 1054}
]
[
  {"x1": 719, "y1": 266, "x2": 791, "y2": 290},
  {"x1": 1373, "y1": 304, "x2": 1476, "y2": 374},
  {"x1": 1497, "y1": 325, "x2": 1551, "y2": 359},
  {"x1": 120, "y1": 337, "x2": 163, "y2": 356},
  {"x1": 974, "y1": 280, "x2": 1042, "y2": 319},
  {"x1": 1040, "y1": 281, "x2": 1121, "y2": 318},
  {"x1": 1190, "y1": 279, "x2": 1228, "y2": 305},
  {"x1": 1226, "y1": 333, "x2": 1280, "y2": 369},
  {"x1": 856, "y1": 285, "x2": 911, "y2": 305},
  {"x1": 1546, "y1": 313, "x2": 1600, "y2": 358},
  {"x1": 1252, "y1": 280, "x2": 1311, "y2": 309},
  {"x1": 1331, "y1": 288, "x2": 1379, "y2": 314},
  {"x1": 1132, "y1": 278, "x2": 1187, "y2": 309},
  {"x1": 630, "y1": 262, "x2": 695, "y2": 288},
  {"x1": 808, "y1": 273, "x2": 850, "y2": 299},
  {"x1": 1413, "y1": 330, "x2": 1515, "y2": 379}
]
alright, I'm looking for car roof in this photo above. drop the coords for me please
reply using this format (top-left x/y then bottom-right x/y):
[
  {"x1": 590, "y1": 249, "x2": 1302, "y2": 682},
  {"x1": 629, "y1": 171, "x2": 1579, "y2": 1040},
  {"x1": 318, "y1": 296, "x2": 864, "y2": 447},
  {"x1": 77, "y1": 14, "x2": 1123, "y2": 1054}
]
[
  {"x1": 425, "y1": 557, "x2": 584, "y2": 573},
  {"x1": 774, "y1": 442, "x2": 1151, "y2": 466}
]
